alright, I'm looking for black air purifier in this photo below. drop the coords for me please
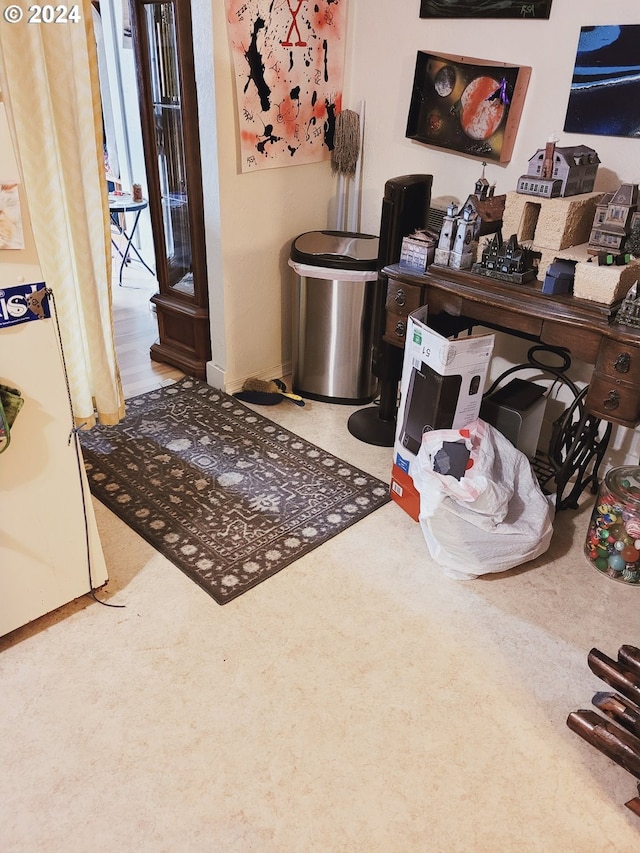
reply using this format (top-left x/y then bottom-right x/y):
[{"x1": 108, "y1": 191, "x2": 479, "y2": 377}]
[{"x1": 348, "y1": 174, "x2": 433, "y2": 446}]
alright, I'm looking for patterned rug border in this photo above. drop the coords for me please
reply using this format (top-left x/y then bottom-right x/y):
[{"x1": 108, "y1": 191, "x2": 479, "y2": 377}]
[{"x1": 80, "y1": 378, "x2": 390, "y2": 604}]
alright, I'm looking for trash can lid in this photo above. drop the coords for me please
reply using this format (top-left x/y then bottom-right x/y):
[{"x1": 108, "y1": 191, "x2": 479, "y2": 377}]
[{"x1": 291, "y1": 230, "x2": 379, "y2": 271}]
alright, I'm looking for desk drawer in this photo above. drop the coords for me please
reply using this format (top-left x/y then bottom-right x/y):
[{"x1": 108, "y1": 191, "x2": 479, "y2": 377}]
[
  {"x1": 586, "y1": 373, "x2": 640, "y2": 426},
  {"x1": 596, "y1": 338, "x2": 640, "y2": 384},
  {"x1": 386, "y1": 279, "x2": 422, "y2": 317},
  {"x1": 384, "y1": 311, "x2": 408, "y2": 345},
  {"x1": 541, "y1": 323, "x2": 600, "y2": 363}
]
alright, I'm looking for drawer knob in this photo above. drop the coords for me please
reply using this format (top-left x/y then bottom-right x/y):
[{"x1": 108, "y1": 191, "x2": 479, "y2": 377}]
[
  {"x1": 603, "y1": 390, "x2": 620, "y2": 411},
  {"x1": 394, "y1": 320, "x2": 406, "y2": 338},
  {"x1": 614, "y1": 352, "x2": 631, "y2": 373},
  {"x1": 394, "y1": 288, "x2": 406, "y2": 307}
]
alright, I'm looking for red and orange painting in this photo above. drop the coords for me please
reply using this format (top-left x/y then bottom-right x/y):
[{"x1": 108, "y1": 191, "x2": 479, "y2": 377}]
[{"x1": 225, "y1": 0, "x2": 347, "y2": 173}]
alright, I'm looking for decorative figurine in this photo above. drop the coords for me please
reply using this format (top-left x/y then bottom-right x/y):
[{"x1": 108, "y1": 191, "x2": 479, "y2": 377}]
[
  {"x1": 399, "y1": 230, "x2": 436, "y2": 274},
  {"x1": 588, "y1": 183, "x2": 640, "y2": 256},
  {"x1": 434, "y1": 202, "x2": 460, "y2": 267},
  {"x1": 449, "y1": 207, "x2": 477, "y2": 270},
  {"x1": 542, "y1": 259, "x2": 576, "y2": 295},
  {"x1": 615, "y1": 280, "x2": 640, "y2": 328},
  {"x1": 471, "y1": 232, "x2": 537, "y2": 284},
  {"x1": 433, "y1": 165, "x2": 505, "y2": 270},
  {"x1": 516, "y1": 137, "x2": 599, "y2": 198},
  {"x1": 627, "y1": 218, "x2": 640, "y2": 259}
]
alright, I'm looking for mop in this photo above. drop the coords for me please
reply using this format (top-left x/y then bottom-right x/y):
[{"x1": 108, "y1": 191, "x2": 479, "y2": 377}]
[{"x1": 332, "y1": 103, "x2": 364, "y2": 232}]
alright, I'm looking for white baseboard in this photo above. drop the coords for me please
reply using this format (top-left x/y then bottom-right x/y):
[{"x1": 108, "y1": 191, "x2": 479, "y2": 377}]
[
  {"x1": 208, "y1": 361, "x2": 293, "y2": 395},
  {"x1": 205, "y1": 361, "x2": 226, "y2": 391}
]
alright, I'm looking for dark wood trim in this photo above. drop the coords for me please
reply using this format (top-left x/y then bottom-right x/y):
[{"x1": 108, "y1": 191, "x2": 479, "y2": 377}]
[{"x1": 129, "y1": 0, "x2": 211, "y2": 376}]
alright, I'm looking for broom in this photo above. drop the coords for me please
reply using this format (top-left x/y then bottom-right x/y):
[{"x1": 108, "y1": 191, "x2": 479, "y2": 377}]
[{"x1": 235, "y1": 377, "x2": 305, "y2": 407}]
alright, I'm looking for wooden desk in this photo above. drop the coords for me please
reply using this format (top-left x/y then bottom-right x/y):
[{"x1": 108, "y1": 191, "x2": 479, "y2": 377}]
[
  {"x1": 383, "y1": 262, "x2": 640, "y2": 429},
  {"x1": 381, "y1": 262, "x2": 640, "y2": 508}
]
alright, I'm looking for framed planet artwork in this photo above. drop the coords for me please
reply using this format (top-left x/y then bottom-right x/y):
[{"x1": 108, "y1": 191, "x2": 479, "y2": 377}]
[{"x1": 406, "y1": 52, "x2": 531, "y2": 163}]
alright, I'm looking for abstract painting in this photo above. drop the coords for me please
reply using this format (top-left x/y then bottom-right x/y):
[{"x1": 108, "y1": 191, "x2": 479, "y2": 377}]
[
  {"x1": 420, "y1": 1, "x2": 552, "y2": 18},
  {"x1": 564, "y1": 25, "x2": 640, "y2": 138},
  {"x1": 406, "y1": 52, "x2": 530, "y2": 163},
  {"x1": 225, "y1": 0, "x2": 347, "y2": 173}
]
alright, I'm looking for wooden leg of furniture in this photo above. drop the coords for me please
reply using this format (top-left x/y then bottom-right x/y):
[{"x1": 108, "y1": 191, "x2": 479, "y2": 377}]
[{"x1": 568, "y1": 645, "x2": 640, "y2": 816}]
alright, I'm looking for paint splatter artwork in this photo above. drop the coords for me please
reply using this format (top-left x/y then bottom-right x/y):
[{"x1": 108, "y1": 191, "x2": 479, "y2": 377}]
[
  {"x1": 564, "y1": 25, "x2": 640, "y2": 138},
  {"x1": 225, "y1": 0, "x2": 347, "y2": 172}
]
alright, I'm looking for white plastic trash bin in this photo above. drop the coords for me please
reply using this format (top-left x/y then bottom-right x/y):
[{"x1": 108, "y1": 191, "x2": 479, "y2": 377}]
[{"x1": 289, "y1": 230, "x2": 381, "y2": 404}]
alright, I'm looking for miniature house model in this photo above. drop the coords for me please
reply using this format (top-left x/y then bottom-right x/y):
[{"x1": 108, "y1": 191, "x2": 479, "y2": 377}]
[
  {"x1": 588, "y1": 183, "x2": 640, "y2": 255},
  {"x1": 461, "y1": 168, "x2": 506, "y2": 239},
  {"x1": 616, "y1": 280, "x2": 640, "y2": 328},
  {"x1": 433, "y1": 167, "x2": 505, "y2": 270},
  {"x1": 516, "y1": 140, "x2": 600, "y2": 199},
  {"x1": 472, "y1": 233, "x2": 536, "y2": 284}
]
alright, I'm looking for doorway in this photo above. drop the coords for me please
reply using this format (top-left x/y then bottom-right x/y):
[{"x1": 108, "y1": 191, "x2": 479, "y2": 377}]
[{"x1": 94, "y1": 1, "x2": 184, "y2": 397}]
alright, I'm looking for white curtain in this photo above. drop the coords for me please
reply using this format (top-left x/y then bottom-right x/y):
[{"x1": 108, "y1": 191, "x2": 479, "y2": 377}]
[{"x1": 0, "y1": 0, "x2": 124, "y2": 426}]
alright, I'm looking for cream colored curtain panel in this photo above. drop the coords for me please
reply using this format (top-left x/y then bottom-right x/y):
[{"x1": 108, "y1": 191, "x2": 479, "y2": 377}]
[{"x1": 0, "y1": 0, "x2": 124, "y2": 426}]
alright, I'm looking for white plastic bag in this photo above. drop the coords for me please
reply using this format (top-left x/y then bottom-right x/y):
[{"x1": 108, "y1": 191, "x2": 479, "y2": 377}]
[{"x1": 413, "y1": 419, "x2": 555, "y2": 580}]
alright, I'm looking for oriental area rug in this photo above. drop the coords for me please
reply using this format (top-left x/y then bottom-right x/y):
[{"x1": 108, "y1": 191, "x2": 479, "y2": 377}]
[{"x1": 79, "y1": 378, "x2": 390, "y2": 604}]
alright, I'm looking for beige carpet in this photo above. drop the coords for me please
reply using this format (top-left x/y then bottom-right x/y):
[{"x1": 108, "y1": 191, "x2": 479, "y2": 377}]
[{"x1": 1, "y1": 394, "x2": 638, "y2": 852}]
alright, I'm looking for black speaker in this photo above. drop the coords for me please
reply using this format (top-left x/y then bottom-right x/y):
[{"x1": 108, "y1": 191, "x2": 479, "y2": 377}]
[
  {"x1": 399, "y1": 363, "x2": 462, "y2": 455},
  {"x1": 348, "y1": 175, "x2": 432, "y2": 446},
  {"x1": 373, "y1": 174, "x2": 433, "y2": 381},
  {"x1": 377, "y1": 174, "x2": 433, "y2": 269}
]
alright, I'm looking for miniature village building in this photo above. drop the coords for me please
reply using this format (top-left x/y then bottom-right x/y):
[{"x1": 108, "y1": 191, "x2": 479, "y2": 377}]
[
  {"x1": 588, "y1": 182, "x2": 640, "y2": 255},
  {"x1": 433, "y1": 167, "x2": 505, "y2": 270},
  {"x1": 615, "y1": 280, "x2": 640, "y2": 329},
  {"x1": 460, "y1": 167, "x2": 506, "y2": 239},
  {"x1": 472, "y1": 232, "x2": 536, "y2": 284},
  {"x1": 516, "y1": 140, "x2": 600, "y2": 199}
]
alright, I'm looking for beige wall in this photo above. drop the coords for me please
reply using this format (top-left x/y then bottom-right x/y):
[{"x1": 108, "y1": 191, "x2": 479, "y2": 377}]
[
  {"x1": 347, "y1": 1, "x2": 640, "y2": 230},
  {"x1": 203, "y1": 0, "x2": 351, "y2": 392}
]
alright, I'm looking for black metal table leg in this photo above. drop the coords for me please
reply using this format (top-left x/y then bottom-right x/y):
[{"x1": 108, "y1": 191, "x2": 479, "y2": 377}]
[{"x1": 549, "y1": 389, "x2": 612, "y2": 511}]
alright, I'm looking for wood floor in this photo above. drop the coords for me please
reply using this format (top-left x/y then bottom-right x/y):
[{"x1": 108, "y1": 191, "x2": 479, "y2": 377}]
[{"x1": 111, "y1": 256, "x2": 184, "y2": 400}]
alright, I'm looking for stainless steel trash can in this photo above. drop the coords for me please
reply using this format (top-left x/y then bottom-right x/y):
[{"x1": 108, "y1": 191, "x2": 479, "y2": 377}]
[{"x1": 289, "y1": 230, "x2": 380, "y2": 404}]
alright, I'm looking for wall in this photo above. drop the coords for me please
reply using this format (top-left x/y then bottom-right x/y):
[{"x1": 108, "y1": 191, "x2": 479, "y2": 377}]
[
  {"x1": 98, "y1": 1, "x2": 154, "y2": 263},
  {"x1": 202, "y1": 0, "x2": 351, "y2": 392},
  {"x1": 347, "y1": 1, "x2": 639, "y2": 230}
]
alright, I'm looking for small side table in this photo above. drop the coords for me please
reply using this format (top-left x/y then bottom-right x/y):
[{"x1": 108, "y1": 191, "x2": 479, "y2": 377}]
[{"x1": 108, "y1": 194, "x2": 155, "y2": 285}]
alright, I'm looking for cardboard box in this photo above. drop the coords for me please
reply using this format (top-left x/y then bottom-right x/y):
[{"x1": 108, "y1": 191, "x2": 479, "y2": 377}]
[{"x1": 391, "y1": 305, "x2": 495, "y2": 520}]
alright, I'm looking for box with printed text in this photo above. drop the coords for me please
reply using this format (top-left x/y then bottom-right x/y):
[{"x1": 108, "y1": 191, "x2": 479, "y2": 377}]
[{"x1": 390, "y1": 305, "x2": 495, "y2": 520}]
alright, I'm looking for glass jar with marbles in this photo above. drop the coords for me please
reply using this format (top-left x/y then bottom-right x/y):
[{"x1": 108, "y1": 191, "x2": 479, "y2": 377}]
[{"x1": 585, "y1": 466, "x2": 640, "y2": 585}]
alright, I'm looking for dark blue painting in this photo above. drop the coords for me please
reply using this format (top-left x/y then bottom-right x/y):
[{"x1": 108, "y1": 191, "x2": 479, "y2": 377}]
[{"x1": 564, "y1": 25, "x2": 640, "y2": 138}]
